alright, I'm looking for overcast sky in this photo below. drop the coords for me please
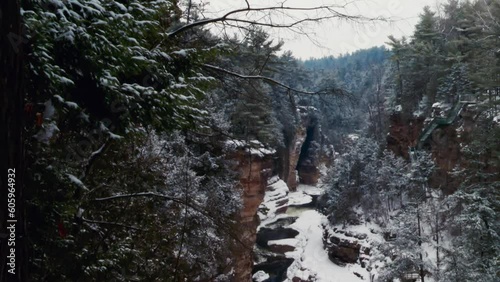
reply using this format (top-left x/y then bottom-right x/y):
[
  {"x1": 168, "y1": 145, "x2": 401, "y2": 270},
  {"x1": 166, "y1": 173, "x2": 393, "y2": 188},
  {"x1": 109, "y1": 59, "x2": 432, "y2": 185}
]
[{"x1": 203, "y1": 0, "x2": 446, "y2": 59}]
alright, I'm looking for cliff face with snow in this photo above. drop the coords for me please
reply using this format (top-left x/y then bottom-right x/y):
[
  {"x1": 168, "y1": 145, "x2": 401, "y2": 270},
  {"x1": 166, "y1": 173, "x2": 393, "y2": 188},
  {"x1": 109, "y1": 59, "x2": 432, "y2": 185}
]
[
  {"x1": 229, "y1": 111, "x2": 330, "y2": 281},
  {"x1": 227, "y1": 135, "x2": 327, "y2": 280},
  {"x1": 229, "y1": 145, "x2": 275, "y2": 282},
  {"x1": 252, "y1": 173, "x2": 388, "y2": 282}
]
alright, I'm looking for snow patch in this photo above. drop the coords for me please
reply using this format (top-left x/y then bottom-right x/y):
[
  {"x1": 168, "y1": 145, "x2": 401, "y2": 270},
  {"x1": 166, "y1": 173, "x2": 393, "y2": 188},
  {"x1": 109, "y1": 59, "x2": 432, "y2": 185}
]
[
  {"x1": 258, "y1": 179, "x2": 290, "y2": 229},
  {"x1": 224, "y1": 139, "x2": 275, "y2": 157},
  {"x1": 252, "y1": 270, "x2": 270, "y2": 282},
  {"x1": 285, "y1": 210, "x2": 368, "y2": 282},
  {"x1": 65, "y1": 101, "x2": 79, "y2": 109},
  {"x1": 172, "y1": 49, "x2": 195, "y2": 57},
  {"x1": 67, "y1": 174, "x2": 89, "y2": 191},
  {"x1": 347, "y1": 134, "x2": 359, "y2": 141},
  {"x1": 34, "y1": 122, "x2": 59, "y2": 144},
  {"x1": 288, "y1": 191, "x2": 312, "y2": 206},
  {"x1": 268, "y1": 238, "x2": 299, "y2": 248}
]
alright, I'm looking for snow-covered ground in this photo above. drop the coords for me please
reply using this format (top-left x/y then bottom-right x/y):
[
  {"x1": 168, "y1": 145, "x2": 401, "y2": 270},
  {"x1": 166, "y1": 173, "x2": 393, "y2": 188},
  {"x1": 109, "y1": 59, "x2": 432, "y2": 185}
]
[
  {"x1": 255, "y1": 174, "x2": 445, "y2": 282},
  {"x1": 285, "y1": 210, "x2": 371, "y2": 282},
  {"x1": 258, "y1": 177, "x2": 291, "y2": 229},
  {"x1": 256, "y1": 164, "x2": 454, "y2": 282},
  {"x1": 256, "y1": 178, "x2": 384, "y2": 282}
]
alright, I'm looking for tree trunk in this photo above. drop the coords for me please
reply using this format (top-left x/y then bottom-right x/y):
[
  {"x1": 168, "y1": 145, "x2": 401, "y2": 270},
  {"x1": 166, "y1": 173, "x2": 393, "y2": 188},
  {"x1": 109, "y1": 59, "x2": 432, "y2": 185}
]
[
  {"x1": 0, "y1": 0, "x2": 26, "y2": 281},
  {"x1": 417, "y1": 205, "x2": 424, "y2": 282},
  {"x1": 396, "y1": 59, "x2": 403, "y2": 104},
  {"x1": 436, "y1": 211, "x2": 440, "y2": 279}
]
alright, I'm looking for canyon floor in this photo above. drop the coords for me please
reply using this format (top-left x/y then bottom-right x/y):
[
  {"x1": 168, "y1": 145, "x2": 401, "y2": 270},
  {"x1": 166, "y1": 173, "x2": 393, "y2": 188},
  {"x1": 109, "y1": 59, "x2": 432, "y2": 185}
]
[{"x1": 253, "y1": 179, "x2": 385, "y2": 282}]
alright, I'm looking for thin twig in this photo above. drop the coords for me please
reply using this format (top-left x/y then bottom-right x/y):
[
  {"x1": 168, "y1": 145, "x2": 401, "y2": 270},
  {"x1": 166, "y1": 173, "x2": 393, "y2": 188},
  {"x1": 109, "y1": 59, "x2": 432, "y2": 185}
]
[
  {"x1": 82, "y1": 217, "x2": 143, "y2": 231},
  {"x1": 94, "y1": 192, "x2": 179, "y2": 202},
  {"x1": 168, "y1": 5, "x2": 382, "y2": 37}
]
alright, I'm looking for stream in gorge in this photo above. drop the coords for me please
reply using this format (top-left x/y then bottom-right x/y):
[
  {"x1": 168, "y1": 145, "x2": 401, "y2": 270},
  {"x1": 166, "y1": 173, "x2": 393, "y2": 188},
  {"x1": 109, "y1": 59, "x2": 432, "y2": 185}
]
[{"x1": 252, "y1": 181, "x2": 378, "y2": 282}]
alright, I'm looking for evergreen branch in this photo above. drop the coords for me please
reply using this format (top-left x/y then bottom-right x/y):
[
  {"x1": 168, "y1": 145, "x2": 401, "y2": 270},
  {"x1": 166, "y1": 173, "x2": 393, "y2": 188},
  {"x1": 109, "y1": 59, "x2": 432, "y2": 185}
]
[
  {"x1": 93, "y1": 191, "x2": 252, "y2": 250},
  {"x1": 94, "y1": 192, "x2": 179, "y2": 202}
]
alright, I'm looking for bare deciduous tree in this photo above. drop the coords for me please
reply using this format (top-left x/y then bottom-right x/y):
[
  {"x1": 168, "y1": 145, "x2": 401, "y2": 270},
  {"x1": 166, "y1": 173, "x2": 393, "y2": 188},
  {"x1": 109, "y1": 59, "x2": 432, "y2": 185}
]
[{"x1": 168, "y1": 1, "x2": 384, "y2": 38}]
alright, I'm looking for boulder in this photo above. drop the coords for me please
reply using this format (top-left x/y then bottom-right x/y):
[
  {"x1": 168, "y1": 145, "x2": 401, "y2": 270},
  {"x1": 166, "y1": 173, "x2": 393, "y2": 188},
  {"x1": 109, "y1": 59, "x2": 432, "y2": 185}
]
[
  {"x1": 253, "y1": 257, "x2": 294, "y2": 282},
  {"x1": 256, "y1": 227, "x2": 299, "y2": 248},
  {"x1": 328, "y1": 244, "x2": 360, "y2": 264},
  {"x1": 361, "y1": 246, "x2": 371, "y2": 255},
  {"x1": 329, "y1": 236, "x2": 341, "y2": 245},
  {"x1": 355, "y1": 233, "x2": 367, "y2": 240}
]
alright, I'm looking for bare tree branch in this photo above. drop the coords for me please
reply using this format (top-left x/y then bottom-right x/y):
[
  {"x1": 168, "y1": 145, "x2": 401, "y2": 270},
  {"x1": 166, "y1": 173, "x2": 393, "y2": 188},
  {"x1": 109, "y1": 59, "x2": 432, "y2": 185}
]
[
  {"x1": 256, "y1": 52, "x2": 272, "y2": 75},
  {"x1": 94, "y1": 192, "x2": 179, "y2": 202},
  {"x1": 82, "y1": 217, "x2": 143, "y2": 231},
  {"x1": 202, "y1": 63, "x2": 316, "y2": 94},
  {"x1": 168, "y1": 4, "x2": 384, "y2": 37},
  {"x1": 201, "y1": 63, "x2": 350, "y2": 96}
]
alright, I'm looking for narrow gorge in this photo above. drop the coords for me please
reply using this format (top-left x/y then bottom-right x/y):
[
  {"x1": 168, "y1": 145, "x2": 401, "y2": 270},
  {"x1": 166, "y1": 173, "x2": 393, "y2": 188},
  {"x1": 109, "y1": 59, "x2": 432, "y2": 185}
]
[{"x1": 4, "y1": 0, "x2": 498, "y2": 281}]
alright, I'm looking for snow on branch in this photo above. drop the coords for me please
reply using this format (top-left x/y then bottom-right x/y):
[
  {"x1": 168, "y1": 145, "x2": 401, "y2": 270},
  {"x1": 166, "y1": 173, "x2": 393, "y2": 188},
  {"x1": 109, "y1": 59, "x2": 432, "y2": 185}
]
[
  {"x1": 82, "y1": 217, "x2": 143, "y2": 231},
  {"x1": 94, "y1": 192, "x2": 180, "y2": 202},
  {"x1": 93, "y1": 191, "x2": 253, "y2": 250},
  {"x1": 82, "y1": 141, "x2": 112, "y2": 180}
]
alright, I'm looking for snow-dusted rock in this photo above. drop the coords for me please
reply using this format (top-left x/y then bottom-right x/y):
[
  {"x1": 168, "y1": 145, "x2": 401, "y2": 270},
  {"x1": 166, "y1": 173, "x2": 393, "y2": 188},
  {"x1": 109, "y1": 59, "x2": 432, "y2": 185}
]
[{"x1": 252, "y1": 270, "x2": 270, "y2": 282}]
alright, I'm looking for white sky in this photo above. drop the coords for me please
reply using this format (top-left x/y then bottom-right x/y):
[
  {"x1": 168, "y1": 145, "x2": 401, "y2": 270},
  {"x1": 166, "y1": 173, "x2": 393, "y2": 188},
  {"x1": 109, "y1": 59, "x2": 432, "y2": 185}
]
[{"x1": 201, "y1": 0, "x2": 446, "y2": 59}]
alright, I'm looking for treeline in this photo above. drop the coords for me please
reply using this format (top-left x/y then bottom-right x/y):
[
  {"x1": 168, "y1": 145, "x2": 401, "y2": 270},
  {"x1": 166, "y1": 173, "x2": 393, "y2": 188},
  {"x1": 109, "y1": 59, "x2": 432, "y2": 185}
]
[
  {"x1": 303, "y1": 46, "x2": 391, "y2": 145},
  {"x1": 387, "y1": 0, "x2": 500, "y2": 116}
]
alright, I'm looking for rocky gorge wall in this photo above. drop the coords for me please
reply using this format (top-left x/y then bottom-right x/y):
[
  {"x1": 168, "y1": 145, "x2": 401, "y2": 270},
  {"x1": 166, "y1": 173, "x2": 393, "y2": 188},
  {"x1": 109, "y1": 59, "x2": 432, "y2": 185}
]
[
  {"x1": 386, "y1": 106, "x2": 476, "y2": 193},
  {"x1": 280, "y1": 107, "x2": 326, "y2": 191},
  {"x1": 230, "y1": 108, "x2": 333, "y2": 281},
  {"x1": 282, "y1": 123, "x2": 307, "y2": 191},
  {"x1": 230, "y1": 148, "x2": 274, "y2": 282},
  {"x1": 386, "y1": 113, "x2": 425, "y2": 159}
]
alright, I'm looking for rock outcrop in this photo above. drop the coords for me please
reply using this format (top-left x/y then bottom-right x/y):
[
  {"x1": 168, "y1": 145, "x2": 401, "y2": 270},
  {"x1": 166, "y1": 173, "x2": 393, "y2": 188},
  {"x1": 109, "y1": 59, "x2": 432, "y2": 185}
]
[
  {"x1": 322, "y1": 226, "x2": 371, "y2": 266},
  {"x1": 283, "y1": 122, "x2": 307, "y2": 191},
  {"x1": 281, "y1": 107, "x2": 325, "y2": 190},
  {"x1": 229, "y1": 147, "x2": 274, "y2": 282},
  {"x1": 427, "y1": 106, "x2": 479, "y2": 193},
  {"x1": 386, "y1": 113, "x2": 425, "y2": 159},
  {"x1": 258, "y1": 177, "x2": 290, "y2": 225},
  {"x1": 252, "y1": 257, "x2": 294, "y2": 282},
  {"x1": 256, "y1": 227, "x2": 299, "y2": 248},
  {"x1": 387, "y1": 106, "x2": 478, "y2": 194}
]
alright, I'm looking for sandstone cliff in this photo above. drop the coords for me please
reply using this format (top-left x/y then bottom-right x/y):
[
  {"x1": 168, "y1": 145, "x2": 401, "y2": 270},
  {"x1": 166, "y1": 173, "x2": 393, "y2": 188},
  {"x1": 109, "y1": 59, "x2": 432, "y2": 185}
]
[
  {"x1": 386, "y1": 105, "x2": 477, "y2": 193},
  {"x1": 281, "y1": 107, "x2": 325, "y2": 191},
  {"x1": 230, "y1": 147, "x2": 274, "y2": 282}
]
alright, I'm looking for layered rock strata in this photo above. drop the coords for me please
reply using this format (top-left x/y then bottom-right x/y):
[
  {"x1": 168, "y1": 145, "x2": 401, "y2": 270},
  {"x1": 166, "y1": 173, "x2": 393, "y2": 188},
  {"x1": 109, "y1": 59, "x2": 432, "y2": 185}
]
[{"x1": 230, "y1": 147, "x2": 274, "y2": 282}]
